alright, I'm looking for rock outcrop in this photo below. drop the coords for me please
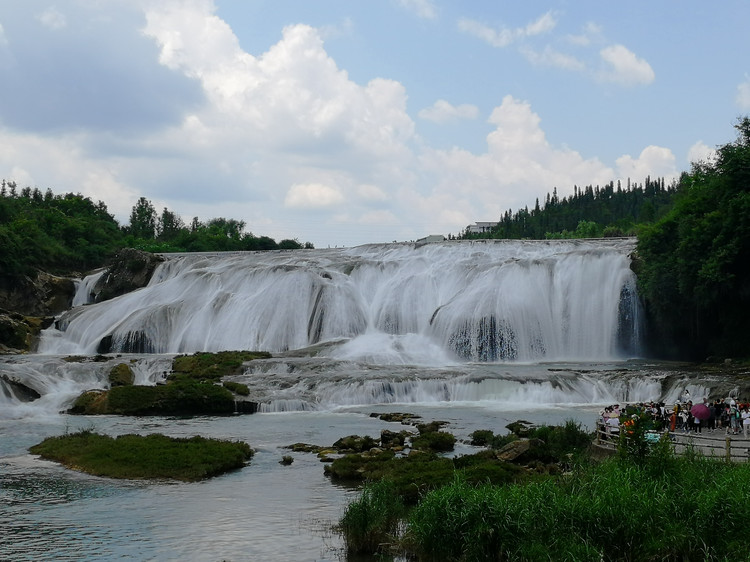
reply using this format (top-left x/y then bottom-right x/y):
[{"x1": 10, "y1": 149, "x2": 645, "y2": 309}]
[
  {"x1": 0, "y1": 310, "x2": 55, "y2": 353},
  {"x1": 0, "y1": 272, "x2": 76, "y2": 317},
  {"x1": 91, "y1": 248, "x2": 164, "y2": 303}
]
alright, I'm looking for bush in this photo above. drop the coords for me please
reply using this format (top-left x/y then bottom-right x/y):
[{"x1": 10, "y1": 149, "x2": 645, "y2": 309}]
[{"x1": 410, "y1": 431, "x2": 456, "y2": 452}]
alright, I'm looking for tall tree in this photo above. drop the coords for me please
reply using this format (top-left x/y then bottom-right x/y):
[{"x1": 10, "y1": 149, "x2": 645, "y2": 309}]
[{"x1": 128, "y1": 197, "x2": 157, "y2": 239}]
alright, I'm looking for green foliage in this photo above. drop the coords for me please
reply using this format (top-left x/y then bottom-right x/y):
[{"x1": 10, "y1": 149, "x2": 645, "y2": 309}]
[
  {"x1": 410, "y1": 431, "x2": 456, "y2": 452},
  {"x1": 461, "y1": 177, "x2": 674, "y2": 240},
  {"x1": 106, "y1": 380, "x2": 235, "y2": 415},
  {"x1": 326, "y1": 449, "x2": 523, "y2": 505},
  {"x1": 222, "y1": 380, "x2": 250, "y2": 396},
  {"x1": 339, "y1": 479, "x2": 406, "y2": 555},
  {"x1": 29, "y1": 430, "x2": 253, "y2": 481},
  {"x1": 402, "y1": 452, "x2": 750, "y2": 561},
  {"x1": 0, "y1": 185, "x2": 313, "y2": 283},
  {"x1": 637, "y1": 117, "x2": 750, "y2": 358}
]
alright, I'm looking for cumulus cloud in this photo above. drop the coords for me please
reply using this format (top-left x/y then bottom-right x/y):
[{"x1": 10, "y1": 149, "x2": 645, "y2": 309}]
[
  {"x1": 397, "y1": 0, "x2": 437, "y2": 20},
  {"x1": 285, "y1": 183, "x2": 345, "y2": 208},
  {"x1": 688, "y1": 141, "x2": 717, "y2": 165},
  {"x1": 416, "y1": 95, "x2": 617, "y2": 224},
  {"x1": 0, "y1": 1, "x2": 684, "y2": 247},
  {"x1": 458, "y1": 11, "x2": 556, "y2": 48},
  {"x1": 615, "y1": 146, "x2": 677, "y2": 180},
  {"x1": 599, "y1": 44, "x2": 655, "y2": 86},
  {"x1": 418, "y1": 100, "x2": 479, "y2": 123},
  {"x1": 37, "y1": 7, "x2": 67, "y2": 30},
  {"x1": 737, "y1": 76, "x2": 750, "y2": 110}
]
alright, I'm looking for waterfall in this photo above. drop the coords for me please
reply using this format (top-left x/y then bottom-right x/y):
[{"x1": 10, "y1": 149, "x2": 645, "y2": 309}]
[{"x1": 38, "y1": 239, "x2": 642, "y2": 361}]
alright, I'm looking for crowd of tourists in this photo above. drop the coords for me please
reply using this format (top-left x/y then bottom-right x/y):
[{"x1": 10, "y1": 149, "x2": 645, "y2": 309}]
[{"x1": 598, "y1": 392, "x2": 750, "y2": 439}]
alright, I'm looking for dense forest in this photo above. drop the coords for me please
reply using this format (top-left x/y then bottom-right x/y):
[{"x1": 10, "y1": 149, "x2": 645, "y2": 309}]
[
  {"x1": 0, "y1": 186, "x2": 310, "y2": 281},
  {"x1": 637, "y1": 117, "x2": 750, "y2": 359},
  {"x1": 459, "y1": 176, "x2": 677, "y2": 240}
]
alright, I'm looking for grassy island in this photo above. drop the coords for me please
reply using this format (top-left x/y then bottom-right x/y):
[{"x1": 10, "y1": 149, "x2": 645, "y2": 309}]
[{"x1": 29, "y1": 431, "x2": 253, "y2": 481}]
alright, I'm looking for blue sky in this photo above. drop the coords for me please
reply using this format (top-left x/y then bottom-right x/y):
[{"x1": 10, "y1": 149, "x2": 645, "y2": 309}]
[{"x1": 1, "y1": 1, "x2": 748, "y2": 247}]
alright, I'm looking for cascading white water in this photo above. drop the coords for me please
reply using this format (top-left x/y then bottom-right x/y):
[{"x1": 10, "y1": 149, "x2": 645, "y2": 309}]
[{"x1": 38, "y1": 239, "x2": 642, "y2": 362}]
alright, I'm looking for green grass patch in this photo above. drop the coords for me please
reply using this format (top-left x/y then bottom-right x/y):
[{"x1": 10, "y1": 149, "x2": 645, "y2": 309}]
[
  {"x1": 29, "y1": 431, "x2": 253, "y2": 481},
  {"x1": 170, "y1": 351, "x2": 271, "y2": 383}
]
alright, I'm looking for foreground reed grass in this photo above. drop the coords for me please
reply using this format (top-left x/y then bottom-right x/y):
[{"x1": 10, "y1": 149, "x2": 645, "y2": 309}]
[
  {"x1": 405, "y1": 452, "x2": 750, "y2": 561},
  {"x1": 30, "y1": 430, "x2": 253, "y2": 481},
  {"x1": 340, "y1": 419, "x2": 750, "y2": 561}
]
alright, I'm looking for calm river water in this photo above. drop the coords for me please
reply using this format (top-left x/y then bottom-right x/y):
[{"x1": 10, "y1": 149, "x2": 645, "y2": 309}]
[{"x1": 0, "y1": 401, "x2": 600, "y2": 561}]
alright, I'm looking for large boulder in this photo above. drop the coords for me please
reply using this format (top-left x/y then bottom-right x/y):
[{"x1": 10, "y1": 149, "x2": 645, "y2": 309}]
[
  {"x1": 0, "y1": 272, "x2": 76, "y2": 316},
  {"x1": 495, "y1": 438, "x2": 545, "y2": 462},
  {"x1": 108, "y1": 363, "x2": 135, "y2": 387},
  {"x1": 0, "y1": 310, "x2": 54, "y2": 353},
  {"x1": 92, "y1": 249, "x2": 164, "y2": 303}
]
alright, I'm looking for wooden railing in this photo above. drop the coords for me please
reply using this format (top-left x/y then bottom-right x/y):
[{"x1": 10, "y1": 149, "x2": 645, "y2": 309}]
[{"x1": 594, "y1": 422, "x2": 750, "y2": 462}]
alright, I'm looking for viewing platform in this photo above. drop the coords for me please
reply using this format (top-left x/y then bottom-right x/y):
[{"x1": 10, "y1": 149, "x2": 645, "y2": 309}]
[{"x1": 595, "y1": 423, "x2": 750, "y2": 462}]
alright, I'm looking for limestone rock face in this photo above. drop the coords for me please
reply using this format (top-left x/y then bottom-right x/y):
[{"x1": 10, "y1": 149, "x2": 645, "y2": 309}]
[
  {"x1": 0, "y1": 310, "x2": 54, "y2": 353},
  {"x1": 0, "y1": 272, "x2": 76, "y2": 316},
  {"x1": 92, "y1": 249, "x2": 164, "y2": 303}
]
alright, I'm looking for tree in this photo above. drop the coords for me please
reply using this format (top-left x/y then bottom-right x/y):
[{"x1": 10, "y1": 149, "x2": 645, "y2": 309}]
[
  {"x1": 158, "y1": 207, "x2": 185, "y2": 241},
  {"x1": 637, "y1": 117, "x2": 750, "y2": 359},
  {"x1": 128, "y1": 197, "x2": 157, "y2": 239}
]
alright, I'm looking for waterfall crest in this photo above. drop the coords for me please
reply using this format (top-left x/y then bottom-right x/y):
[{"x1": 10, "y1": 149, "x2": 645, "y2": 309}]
[{"x1": 38, "y1": 239, "x2": 642, "y2": 362}]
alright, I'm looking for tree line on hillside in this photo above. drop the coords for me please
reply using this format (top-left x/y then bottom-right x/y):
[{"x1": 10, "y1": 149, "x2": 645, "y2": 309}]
[
  {"x1": 460, "y1": 176, "x2": 676, "y2": 240},
  {"x1": 0, "y1": 185, "x2": 311, "y2": 281},
  {"x1": 637, "y1": 117, "x2": 750, "y2": 359}
]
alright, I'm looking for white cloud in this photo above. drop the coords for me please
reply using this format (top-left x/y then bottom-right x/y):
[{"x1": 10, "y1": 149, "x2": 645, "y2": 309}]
[
  {"x1": 615, "y1": 146, "x2": 677, "y2": 181},
  {"x1": 520, "y1": 46, "x2": 585, "y2": 71},
  {"x1": 416, "y1": 95, "x2": 616, "y2": 225},
  {"x1": 357, "y1": 184, "x2": 389, "y2": 201},
  {"x1": 737, "y1": 76, "x2": 750, "y2": 110},
  {"x1": 418, "y1": 100, "x2": 479, "y2": 123},
  {"x1": 687, "y1": 141, "x2": 716, "y2": 165},
  {"x1": 37, "y1": 7, "x2": 67, "y2": 30},
  {"x1": 284, "y1": 183, "x2": 345, "y2": 208},
  {"x1": 458, "y1": 11, "x2": 556, "y2": 48},
  {"x1": 566, "y1": 22, "x2": 602, "y2": 46},
  {"x1": 599, "y1": 44, "x2": 655, "y2": 86},
  {"x1": 397, "y1": 0, "x2": 437, "y2": 20}
]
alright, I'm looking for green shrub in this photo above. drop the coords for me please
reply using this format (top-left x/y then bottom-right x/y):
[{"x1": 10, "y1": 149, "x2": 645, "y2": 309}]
[
  {"x1": 469, "y1": 429, "x2": 494, "y2": 446},
  {"x1": 410, "y1": 431, "x2": 456, "y2": 452}
]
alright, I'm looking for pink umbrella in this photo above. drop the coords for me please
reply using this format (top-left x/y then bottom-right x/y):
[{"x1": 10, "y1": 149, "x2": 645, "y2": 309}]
[{"x1": 691, "y1": 403, "x2": 711, "y2": 420}]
